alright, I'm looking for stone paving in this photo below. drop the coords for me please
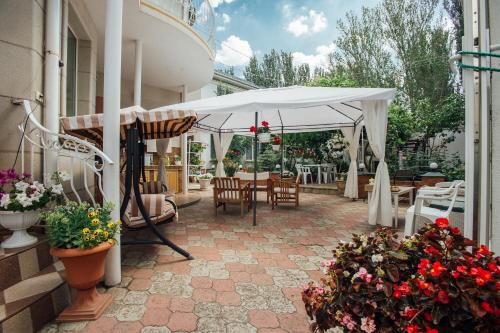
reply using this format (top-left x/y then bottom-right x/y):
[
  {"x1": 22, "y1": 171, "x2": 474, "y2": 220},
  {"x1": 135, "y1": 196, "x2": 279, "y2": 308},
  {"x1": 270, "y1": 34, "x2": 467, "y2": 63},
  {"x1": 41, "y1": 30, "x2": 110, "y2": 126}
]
[{"x1": 41, "y1": 190, "x2": 392, "y2": 333}]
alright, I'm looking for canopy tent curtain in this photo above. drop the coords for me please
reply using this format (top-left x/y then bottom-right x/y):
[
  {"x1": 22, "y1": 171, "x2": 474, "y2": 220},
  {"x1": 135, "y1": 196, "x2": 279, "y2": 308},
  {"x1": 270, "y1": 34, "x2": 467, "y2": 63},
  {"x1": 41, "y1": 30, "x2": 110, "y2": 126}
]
[
  {"x1": 212, "y1": 132, "x2": 235, "y2": 177},
  {"x1": 362, "y1": 100, "x2": 392, "y2": 226},
  {"x1": 341, "y1": 123, "x2": 362, "y2": 199},
  {"x1": 150, "y1": 86, "x2": 396, "y2": 226}
]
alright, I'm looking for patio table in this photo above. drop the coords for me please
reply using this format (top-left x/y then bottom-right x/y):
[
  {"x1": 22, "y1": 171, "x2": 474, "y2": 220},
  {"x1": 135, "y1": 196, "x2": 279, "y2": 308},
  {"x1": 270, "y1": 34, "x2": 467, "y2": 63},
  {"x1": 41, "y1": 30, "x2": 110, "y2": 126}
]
[
  {"x1": 302, "y1": 164, "x2": 322, "y2": 184},
  {"x1": 366, "y1": 186, "x2": 414, "y2": 227}
]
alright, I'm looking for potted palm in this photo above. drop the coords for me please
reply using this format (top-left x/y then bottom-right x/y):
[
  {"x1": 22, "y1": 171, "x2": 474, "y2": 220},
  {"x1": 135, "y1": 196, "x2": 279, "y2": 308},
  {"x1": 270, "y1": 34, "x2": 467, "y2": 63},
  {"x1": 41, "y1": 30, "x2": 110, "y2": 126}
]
[
  {"x1": 198, "y1": 173, "x2": 213, "y2": 190},
  {"x1": 43, "y1": 202, "x2": 120, "y2": 322},
  {"x1": 0, "y1": 170, "x2": 65, "y2": 248}
]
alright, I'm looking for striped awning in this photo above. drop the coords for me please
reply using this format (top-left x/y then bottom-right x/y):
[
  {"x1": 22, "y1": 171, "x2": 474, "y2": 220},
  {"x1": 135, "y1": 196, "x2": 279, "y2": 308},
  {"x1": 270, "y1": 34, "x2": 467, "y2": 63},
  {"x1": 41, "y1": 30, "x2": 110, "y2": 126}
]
[{"x1": 60, "y1": 106, "x2": 197, "y2": 145}]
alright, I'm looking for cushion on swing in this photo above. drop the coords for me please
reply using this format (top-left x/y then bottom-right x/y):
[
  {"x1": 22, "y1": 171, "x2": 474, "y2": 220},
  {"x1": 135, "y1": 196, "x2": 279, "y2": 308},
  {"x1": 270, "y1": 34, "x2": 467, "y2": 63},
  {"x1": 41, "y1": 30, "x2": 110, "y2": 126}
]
[
  {"x1": 142, "y1": 181, "x2": 175, "y2": 200},
  {"x1": 125, "y1": 194, "x2": 176, "y2": 229}
]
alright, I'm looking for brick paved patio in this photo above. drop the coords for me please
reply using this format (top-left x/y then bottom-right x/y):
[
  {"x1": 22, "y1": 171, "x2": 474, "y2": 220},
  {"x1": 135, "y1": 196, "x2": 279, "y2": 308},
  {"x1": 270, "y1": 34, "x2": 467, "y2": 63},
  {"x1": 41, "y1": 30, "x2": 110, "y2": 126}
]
[{"x1": 41, "y1": 191, "x2": 396, "y2": 333}]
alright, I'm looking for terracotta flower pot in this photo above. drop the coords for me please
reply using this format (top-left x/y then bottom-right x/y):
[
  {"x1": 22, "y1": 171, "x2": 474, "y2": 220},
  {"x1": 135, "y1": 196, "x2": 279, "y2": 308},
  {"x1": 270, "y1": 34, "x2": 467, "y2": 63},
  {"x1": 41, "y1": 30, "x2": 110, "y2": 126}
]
[{"x1": 50, "y1": 242, "x2": 113, "y2": 322}]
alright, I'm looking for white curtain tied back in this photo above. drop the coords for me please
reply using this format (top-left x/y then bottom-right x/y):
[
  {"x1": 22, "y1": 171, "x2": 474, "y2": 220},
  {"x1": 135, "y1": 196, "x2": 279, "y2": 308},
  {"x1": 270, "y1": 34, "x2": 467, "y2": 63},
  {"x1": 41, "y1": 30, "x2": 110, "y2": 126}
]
[
  {"x1": 156, "y1": 139, "x2": 170, "y2": 185},
  {"x1": 341, "y1": 124, "x2": 362, "y2": 199},
  {"x1": 213, "y1": 132, "x2": 235, "y2": 177}
]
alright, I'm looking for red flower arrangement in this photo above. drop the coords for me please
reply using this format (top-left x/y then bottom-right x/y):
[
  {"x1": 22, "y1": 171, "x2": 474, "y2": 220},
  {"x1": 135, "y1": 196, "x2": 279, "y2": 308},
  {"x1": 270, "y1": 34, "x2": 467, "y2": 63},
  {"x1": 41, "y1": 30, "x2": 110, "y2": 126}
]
[
  {"x1": 302, "y1": 218, "x2": 500, "y2": 333},
  {"x1": 272, "y1": 136, "x2": 282, "y2": 145},
  {"x1": 249, "y1": 121, "x2": 270, "y2": 134}
]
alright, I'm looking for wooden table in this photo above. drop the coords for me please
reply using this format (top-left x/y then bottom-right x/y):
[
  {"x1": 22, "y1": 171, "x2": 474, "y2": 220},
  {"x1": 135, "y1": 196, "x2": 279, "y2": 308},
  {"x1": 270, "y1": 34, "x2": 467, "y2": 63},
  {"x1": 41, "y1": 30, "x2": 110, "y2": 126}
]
[{"x1": 366, "y1": 186, "x2": 414, "y2": 227}]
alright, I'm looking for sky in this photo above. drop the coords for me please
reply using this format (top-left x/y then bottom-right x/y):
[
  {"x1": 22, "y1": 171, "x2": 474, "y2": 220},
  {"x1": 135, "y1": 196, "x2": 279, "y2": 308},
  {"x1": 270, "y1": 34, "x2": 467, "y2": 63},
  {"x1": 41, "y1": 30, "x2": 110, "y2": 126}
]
[{"x1": 209, "y1": 0, "x2": 381, "y2": 75}]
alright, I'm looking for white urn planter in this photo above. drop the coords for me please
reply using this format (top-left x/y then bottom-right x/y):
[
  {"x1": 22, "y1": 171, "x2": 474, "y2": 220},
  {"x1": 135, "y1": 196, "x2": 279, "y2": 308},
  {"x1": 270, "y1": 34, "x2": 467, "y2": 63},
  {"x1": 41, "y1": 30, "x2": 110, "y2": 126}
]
[
  {"x1": 199, "y1": 179, "x2": 211, "y2": 190},
  {"x1": 0, "y1": 210, "x2": 41, "y2": 248},
  {"x1": 258, "y1": 133, "x2": 271, "y2": 143},
  {"x1": 272, "y1": 144, "x2": 280, "y2": 151}
]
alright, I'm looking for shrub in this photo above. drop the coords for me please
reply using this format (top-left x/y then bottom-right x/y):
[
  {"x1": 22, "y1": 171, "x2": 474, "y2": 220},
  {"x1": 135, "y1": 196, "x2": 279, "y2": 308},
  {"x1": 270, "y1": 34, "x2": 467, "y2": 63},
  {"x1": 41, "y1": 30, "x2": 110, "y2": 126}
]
[
  {"x1": 43, "y1": 201, "x2": 120, "y2": 249},
  {"x1": 302, "y1": 219, "x2": 500, "y2": 332}
]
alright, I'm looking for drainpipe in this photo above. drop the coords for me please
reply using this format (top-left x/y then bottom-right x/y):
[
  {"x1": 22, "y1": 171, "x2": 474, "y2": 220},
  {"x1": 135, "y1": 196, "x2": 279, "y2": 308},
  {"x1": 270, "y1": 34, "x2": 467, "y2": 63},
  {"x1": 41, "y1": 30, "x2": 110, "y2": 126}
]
[
  {"x1": 60, "y1": 0, "x2": 68, "y2": 117},
  {"x1": 181, "y1": 85, "x2": 189, "y2": 195},
  {"x1": 44, "y1": 0, "x2": 61, "y2": 184},
  {"x1": 134, "y1": 40, "x2": 142, "y2": 106},
  {"x1": 103, "y1": 0, "x2": 123, "y2": 287}
]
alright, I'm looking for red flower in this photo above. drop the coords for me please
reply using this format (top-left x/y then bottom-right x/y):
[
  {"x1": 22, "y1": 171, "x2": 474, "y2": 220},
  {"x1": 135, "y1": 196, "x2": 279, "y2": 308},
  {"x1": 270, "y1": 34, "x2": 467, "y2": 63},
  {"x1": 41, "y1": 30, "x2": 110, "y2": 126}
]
[
  {"x1": 273, "y1": 136, "x2": 281, "y2": 145},
  {"x1": 429, "y1": 261, "x2": 446, "y2": 277},
  {"x1": 249, "y1": 126, "x2": 257, "y2": 133},
  {"x1": 436, "y1": 290, "x2": 450, "y2": 304},
  {"x1": 456, "y1": 265, "x2": 467, "y2": 274},
  {"x1": 450, "y1": 227, "x2": 461, "y2": 235},
  {"x1": 424, "y1": 246, "x2": 441, "y2": 256},
  {"x1": 435, "y1": 218, "x2": 449, "y2": 228},
  {"x1": 475, "y1": 268, "x2": 492, "y2": 286},
  {"x1": 423, "y1": 312, "x2": 433, "y2": 322},
  {"x1": 261, "y1": 120, "x2": 269, "y2": 127},
  {"x1": 451, "y1": 271, "x2": 459, "y2": 278},
  {"x1": 426, "y1": 328, "x2": 438, "y2": 333},
  {"x1": 477, "y1": 245, "x2": 490, "y2": 256},
  {"x1": 470, "y1": 267, "x2": 478, "y2": 276},
  {"x1": 399, "y1": 282, "x2": 411, "y2": 295},
  {"x1": 407, "y1": 324, "x2": 420, "y2": 333},
  {"x1": 496, "y1": 281, "x2": 500, "y2": 291},
  {"x1": 487, "y1": 262, "x2": 499, "y2": 273},
  {"x1": 481, "y1": 301, "x2": 494, "y2": 314},
  {"x1": 393, "y1": 290, "x2": 402, "y2": 299}
]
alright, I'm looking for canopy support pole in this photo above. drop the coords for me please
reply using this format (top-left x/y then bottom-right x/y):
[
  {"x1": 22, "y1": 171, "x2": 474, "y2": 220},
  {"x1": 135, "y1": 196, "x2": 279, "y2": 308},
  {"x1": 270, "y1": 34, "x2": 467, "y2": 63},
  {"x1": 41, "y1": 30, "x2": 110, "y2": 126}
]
[
  {"x1": 253, "y1": 112, "x2": 258, "y2": 226},
  {"x1": 280, "y1": 126, "x2": 284, "y2": 179}
]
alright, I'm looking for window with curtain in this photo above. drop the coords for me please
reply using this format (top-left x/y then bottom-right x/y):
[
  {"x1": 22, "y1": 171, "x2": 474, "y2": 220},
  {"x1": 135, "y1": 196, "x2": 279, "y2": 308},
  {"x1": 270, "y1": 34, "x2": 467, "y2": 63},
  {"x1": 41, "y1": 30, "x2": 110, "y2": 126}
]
[{"x1": 66, "y1": 28, "x2": 77, "y2": 116}]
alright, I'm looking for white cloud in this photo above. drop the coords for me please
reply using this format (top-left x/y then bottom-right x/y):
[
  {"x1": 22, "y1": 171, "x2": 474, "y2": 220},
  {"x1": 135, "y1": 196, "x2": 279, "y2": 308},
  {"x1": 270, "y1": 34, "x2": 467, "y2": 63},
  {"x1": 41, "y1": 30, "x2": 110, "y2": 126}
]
[
  {"x1": 216, "y1": 35, "x2": 253, "y2": 67},
  {"x1": 292, "y1": 43, "x2": 335, "y2": 71},
  {"x1": 209, "y1": 0, "x2": 235, "y2": 9},
  {"x1": 285, "y1": 8, "x2": 328, "y2": 37},
  {"x1": 222, "y1": 13, "x2": 231, "y2": 24}
]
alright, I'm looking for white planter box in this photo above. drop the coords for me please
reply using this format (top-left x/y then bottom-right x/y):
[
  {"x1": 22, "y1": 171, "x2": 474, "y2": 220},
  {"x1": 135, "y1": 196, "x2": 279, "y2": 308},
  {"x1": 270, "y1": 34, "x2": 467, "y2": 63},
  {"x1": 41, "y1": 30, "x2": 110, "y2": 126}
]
[
  {"x1": 0, "y1": 210, "x2": 41, "y2": 248},
  {"x1": 199, "y1": 179, "x2": 211, "y2": 190}
]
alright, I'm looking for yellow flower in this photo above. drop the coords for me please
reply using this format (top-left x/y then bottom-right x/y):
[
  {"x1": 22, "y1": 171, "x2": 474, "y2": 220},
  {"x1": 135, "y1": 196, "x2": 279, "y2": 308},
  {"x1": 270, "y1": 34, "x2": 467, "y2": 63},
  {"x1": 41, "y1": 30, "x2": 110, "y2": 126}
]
[
  {"x1": 91, "y1": 218, "x2": 100, "y2": 226},
  {"x1": 107, "y1": 239, "x2": 115, "y2": 245},
  {"x1": 84, "y1": 236, "x2": 90, "y2": 241},
  {"x1": 90, "y1": 235, "x2": 95, "y2": 240},
  {"x1": 117, "y1": 220, "x2": 122, "y2": 226},
  {"x1": 103, "y1": 231, "x2": 109, "y2": 238},
  {"x1": 82, "y1": 228, "x2": 90, "y2": 234},
  {"x1": 107, "y1": 222, "x2": 115, "y2": 229},
  {"x1": 88, "y1": 211, "x2": 96, "y2": 218},
  {"x1": 96, "y1": 228, "x2": 103, "y2": 233}
]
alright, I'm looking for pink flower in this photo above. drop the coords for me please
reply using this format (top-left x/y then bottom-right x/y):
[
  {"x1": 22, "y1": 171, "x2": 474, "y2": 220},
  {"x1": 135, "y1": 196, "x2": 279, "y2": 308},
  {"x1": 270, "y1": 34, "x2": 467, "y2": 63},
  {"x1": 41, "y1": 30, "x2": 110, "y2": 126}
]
[
  {"x1": 354, "y1": 267, "x2": 373, "y2": 283},
  {"x1": 376, "y1": 278, "x2": 384, "y2": 291},
  {"x1": 361, "y1": 317, "x2": 376, "y2": 333},
  {"x1": 322, "y1": 259, "x2": 336, "y2": 268},
  {"x1": 342, "y1": 314, "x2": 356, "y2": 331}
]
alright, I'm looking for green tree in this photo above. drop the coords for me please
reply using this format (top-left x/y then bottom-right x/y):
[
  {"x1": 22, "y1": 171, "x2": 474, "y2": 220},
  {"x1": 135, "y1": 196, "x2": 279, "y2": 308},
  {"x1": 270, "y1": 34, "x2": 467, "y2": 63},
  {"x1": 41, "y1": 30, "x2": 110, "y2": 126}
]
[{"x1": 443, "y1": 0, "x2": 464, "y2": 53}]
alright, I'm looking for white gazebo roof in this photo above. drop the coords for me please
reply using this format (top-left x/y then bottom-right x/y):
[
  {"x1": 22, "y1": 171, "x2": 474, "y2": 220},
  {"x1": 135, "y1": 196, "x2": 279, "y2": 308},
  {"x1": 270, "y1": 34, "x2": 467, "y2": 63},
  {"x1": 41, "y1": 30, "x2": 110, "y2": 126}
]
[{"x1": 152, "y1": 86, "x2": 396, "y2": 134}]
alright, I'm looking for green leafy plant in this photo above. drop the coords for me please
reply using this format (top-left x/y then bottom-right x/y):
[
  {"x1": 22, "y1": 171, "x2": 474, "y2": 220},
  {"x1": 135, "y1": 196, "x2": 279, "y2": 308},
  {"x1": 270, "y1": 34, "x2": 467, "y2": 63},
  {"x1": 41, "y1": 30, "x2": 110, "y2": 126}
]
[
  {"x1": 223, "y1": 158, "x2": 239, "y2": 177},
  {"x1": 43, "y1": 201, "x2": 120, "y2": 249},
  {"x1": 198, "y1": 173, "x2": 213, "y2": 180}
]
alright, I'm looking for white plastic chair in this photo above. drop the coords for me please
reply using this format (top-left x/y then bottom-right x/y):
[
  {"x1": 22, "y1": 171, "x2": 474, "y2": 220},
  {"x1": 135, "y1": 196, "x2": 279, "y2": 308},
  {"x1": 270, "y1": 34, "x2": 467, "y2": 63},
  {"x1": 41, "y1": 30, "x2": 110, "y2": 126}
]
[
  {"x1": 295, "y1": 164, "x2": 312, "y2": 184},
  {"x1": 404, "y1": 181, "x2": 464, "y2": 236},
  {"x1": 321, "y1": 164, "x2": 334, "y2": 183}
]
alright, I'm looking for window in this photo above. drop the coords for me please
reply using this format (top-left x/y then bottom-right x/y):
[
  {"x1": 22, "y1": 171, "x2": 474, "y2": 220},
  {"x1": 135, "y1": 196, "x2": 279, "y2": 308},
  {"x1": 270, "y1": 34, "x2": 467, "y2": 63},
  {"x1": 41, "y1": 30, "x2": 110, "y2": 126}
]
[{"x1": 66, "y1": 28, "x2": 77, "y2": 116}]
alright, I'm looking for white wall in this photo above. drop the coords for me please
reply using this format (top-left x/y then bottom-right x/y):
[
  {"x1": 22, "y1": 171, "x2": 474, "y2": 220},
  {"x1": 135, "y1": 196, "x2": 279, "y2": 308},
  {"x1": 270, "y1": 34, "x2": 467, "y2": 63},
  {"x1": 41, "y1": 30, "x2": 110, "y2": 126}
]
[{"x1": 490, "y1": 0, "x2": 500, "y2": 253}]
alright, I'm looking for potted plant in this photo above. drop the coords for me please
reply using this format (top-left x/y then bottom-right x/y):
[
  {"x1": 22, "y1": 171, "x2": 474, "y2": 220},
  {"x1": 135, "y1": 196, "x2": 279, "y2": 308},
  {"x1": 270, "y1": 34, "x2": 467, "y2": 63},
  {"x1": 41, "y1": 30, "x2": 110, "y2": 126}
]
[
  {"x1": 250, "y1": 120, "x2": 271, "y2": 143},
  {"x1": 272, "y1": 136, "x2": 282, "y2": 151},
  {"x1": 43, "y1": 202, "x2": 120, "y2": 321},
  {"x1": 0, "y1": 170, "x2": 65, "y2": 248},
  {"x1": 198, "y1": 173, "x2": 213, "y2": 190},
  {"x1": 302, "y1": 218, "x2": 500, "y2": 332},
  {"x1": 174, "y1": 155, "x2": 182, "y2": 166},
  {"x1": 336, "y1": 173, "x2": 347, "y2": 192}
]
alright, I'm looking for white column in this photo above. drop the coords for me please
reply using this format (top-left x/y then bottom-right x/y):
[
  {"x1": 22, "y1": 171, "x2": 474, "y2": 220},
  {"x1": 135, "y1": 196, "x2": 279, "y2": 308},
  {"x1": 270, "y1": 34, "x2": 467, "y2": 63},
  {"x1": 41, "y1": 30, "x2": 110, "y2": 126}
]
[
  {"x1": 60, "y1": 0, "x2": 68, "y2": 117},
  {"x1": 44, "y1": 0, "x2": 61, "y2": 184},
  {"x1": 103, "y1": 0, "x2": 123, "y2": 287},
  {"x1": 134, "y1": 40, "x2": 142, "y2": 106},
  {"x1": 462, "y1": 0, "x2": 477, "y2": 240},
  {"x1": 181, "y1": 85, "x2": 189, "y2": 195}
]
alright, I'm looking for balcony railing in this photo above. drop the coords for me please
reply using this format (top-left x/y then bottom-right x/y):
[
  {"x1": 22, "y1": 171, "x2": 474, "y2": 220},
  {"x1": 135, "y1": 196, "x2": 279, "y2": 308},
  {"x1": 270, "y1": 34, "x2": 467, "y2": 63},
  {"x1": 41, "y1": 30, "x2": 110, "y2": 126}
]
[{"x1": 142, "y1": 0, "x2": 215, "y2": 54}]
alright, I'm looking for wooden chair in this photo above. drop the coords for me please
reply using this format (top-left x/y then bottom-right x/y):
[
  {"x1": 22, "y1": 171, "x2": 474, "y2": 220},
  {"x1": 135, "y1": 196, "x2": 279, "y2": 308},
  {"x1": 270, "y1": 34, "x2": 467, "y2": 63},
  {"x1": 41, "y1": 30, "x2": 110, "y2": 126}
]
[
  {"x1": 235, "y1": 171, "x2": 272, "y2": 203},
  {"x1": 213, "y1": 177, "x2": 252, "y2": 216},
  {"x1": 271, "y1": 176, "x2": 300, "y2": 209}
]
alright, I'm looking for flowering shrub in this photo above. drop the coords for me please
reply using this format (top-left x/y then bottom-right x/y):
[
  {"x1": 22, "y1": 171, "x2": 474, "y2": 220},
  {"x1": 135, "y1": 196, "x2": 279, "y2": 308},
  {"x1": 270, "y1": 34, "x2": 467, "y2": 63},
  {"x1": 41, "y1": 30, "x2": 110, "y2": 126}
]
[
  {"x1": 302, "y1": 219, "x2": 500, "y2": 333},
  {"x1": 43, "y1": 201, "x2": 120, "y2": 249},
  {"x1": 198, "y1": 173, "x2": 213, "y2": 180},
  {"x1": 0, "y1": 170, "x2": 65, "y2": 212},
  {"x1": 250, "y1": 120, "x2": 270, "y2": 134}
]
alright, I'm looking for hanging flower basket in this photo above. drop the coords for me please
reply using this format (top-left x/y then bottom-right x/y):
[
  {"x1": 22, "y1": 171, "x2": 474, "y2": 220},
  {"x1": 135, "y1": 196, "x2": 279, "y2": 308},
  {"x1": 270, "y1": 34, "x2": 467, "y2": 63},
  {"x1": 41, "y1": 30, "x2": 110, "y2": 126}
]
[
  {"x1": 272, "y1": 144, "x2": 280, "y2": 151},
  {"x1": 258, "y1": 132, "x2": 271, "y2": 143}
]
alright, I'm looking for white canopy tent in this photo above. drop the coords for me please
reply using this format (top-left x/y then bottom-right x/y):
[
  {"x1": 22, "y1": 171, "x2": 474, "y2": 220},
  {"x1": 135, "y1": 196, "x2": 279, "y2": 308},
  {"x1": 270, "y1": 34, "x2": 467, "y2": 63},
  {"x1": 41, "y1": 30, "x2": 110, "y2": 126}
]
[{"x1": 151, "y1": 86, "x2": 396, "y2": 226}]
